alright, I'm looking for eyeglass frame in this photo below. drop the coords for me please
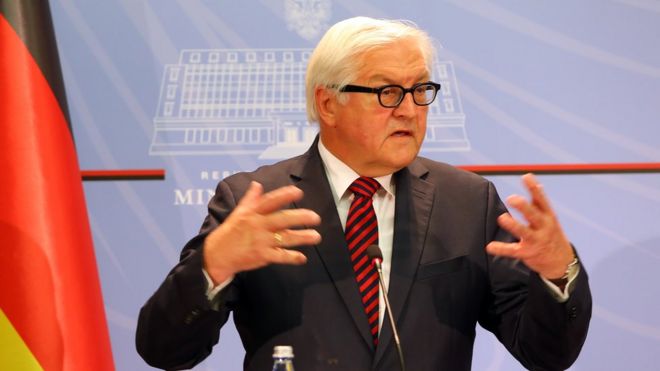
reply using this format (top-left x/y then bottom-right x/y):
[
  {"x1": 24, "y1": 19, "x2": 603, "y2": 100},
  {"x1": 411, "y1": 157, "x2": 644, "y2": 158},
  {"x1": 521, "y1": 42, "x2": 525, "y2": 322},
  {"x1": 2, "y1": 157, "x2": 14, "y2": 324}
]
[{"x1": 338, "y1": 81, "x2": 441, "y2": 108}]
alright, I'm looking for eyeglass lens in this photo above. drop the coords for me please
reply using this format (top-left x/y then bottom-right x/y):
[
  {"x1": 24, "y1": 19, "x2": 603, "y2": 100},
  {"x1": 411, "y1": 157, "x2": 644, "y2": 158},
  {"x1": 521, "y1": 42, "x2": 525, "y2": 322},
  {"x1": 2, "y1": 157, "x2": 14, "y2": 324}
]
[{"x1": 379, "y1": 84, "x2": 438, "y2": 107}]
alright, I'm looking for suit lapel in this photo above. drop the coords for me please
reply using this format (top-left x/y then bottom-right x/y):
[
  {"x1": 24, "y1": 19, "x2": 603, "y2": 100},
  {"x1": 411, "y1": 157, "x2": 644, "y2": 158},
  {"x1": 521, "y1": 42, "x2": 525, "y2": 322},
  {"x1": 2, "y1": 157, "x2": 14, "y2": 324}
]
[
  {"x1": 373, "y1": 160, "x2": 434, "y2": 367},
  {"x1": 290, "y1": 140, "x2": 375, "y2": 351}
]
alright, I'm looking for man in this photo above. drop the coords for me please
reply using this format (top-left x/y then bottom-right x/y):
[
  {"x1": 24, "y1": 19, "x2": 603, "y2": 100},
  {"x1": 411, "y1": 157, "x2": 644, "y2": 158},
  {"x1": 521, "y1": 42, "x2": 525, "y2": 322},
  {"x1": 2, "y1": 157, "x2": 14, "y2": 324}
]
[{"x1": 136, "y1": 17, "x2": 591, "y2": 370}]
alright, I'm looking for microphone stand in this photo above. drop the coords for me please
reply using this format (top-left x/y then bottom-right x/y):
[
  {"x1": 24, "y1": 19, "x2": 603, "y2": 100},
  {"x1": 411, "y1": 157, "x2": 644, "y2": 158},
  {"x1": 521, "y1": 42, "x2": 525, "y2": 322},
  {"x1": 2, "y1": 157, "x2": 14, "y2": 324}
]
[{"x1": 373, "y1": 258, "x2": 406, "y2": 371}]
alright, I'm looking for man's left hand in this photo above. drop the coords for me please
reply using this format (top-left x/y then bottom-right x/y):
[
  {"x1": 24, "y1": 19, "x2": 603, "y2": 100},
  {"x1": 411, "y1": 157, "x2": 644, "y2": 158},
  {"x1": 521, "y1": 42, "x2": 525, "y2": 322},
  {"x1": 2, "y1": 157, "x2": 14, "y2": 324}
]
[{"x1": 486, "y1": 173, "x2": 575, "y2": 279}]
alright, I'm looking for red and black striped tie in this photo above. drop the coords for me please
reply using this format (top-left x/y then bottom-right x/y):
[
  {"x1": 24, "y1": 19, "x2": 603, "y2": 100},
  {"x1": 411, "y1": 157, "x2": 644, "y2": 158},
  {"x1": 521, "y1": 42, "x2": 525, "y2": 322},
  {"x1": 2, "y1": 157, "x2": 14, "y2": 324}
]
[{"x1": 345, "y1": 177, "x2": 381, "y2": 347}]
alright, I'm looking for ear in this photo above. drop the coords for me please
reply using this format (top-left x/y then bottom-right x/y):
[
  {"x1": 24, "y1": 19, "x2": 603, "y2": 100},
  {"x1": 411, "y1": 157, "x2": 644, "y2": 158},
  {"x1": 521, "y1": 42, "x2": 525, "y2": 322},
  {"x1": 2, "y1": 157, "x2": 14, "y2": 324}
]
[{"x1": 315, "y1": 86, "x2": 339, "y2": 128}]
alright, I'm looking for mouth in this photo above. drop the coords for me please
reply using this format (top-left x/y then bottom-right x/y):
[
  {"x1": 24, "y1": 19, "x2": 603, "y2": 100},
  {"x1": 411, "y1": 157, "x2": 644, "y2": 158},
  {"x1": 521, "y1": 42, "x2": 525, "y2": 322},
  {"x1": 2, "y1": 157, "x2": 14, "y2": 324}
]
[{"x1": 390, "y1": 129, "x2": 413, "y2": 137}]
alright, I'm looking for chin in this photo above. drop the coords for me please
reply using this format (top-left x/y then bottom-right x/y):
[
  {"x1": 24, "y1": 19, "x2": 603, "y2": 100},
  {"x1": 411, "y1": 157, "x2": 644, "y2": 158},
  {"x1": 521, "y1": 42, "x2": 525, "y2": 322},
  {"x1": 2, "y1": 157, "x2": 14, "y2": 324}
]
[{"x1": 388, "y1": 151, "x2": 417, "y2": 170}]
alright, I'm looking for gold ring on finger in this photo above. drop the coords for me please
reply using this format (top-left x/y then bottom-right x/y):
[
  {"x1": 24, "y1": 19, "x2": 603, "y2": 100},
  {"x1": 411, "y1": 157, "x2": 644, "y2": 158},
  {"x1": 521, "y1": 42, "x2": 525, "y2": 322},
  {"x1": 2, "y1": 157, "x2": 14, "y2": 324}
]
[{"x1": 273, "y1": 232, "x2": 283, "y2": 247}]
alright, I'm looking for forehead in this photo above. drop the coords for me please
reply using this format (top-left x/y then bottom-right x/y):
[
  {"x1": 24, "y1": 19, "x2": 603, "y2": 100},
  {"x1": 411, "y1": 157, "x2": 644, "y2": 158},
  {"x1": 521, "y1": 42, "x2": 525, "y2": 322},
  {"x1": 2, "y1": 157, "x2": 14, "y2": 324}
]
[{"x1": 355, "y1": 39, "x2": 430, "y2": 83}]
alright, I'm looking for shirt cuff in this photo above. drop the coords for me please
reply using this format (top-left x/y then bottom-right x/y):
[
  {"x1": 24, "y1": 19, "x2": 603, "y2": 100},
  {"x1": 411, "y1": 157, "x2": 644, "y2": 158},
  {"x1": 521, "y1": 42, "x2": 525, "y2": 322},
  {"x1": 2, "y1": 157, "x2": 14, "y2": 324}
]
[
  {"x1": 540, "y1": 264, "x2": 580, "y2": 303},
  {"x1": 202, "y1": 268, "x2": 234, "y2": 302}
]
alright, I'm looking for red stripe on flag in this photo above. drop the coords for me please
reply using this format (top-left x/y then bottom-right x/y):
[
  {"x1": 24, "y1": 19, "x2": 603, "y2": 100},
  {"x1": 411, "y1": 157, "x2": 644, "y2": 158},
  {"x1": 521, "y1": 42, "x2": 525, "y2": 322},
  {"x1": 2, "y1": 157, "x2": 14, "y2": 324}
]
[{"x1": 0, "y1": 14, "x2": 114, "y2": 371}]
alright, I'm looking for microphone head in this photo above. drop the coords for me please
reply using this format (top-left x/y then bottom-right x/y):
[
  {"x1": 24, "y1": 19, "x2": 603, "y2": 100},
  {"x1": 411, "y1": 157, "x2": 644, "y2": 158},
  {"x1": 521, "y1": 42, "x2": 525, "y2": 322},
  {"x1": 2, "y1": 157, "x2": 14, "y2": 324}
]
[{"x1": 366, "y1": 245, "x2": 383, "y2": 261}]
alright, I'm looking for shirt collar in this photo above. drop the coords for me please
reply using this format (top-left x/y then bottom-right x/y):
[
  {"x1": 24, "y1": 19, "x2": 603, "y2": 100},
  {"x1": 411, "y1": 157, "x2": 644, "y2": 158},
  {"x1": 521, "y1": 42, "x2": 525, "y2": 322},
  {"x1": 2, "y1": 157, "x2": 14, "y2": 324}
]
[{"x1": 317, "y1": 139, "x2": 394, "y2": 202}]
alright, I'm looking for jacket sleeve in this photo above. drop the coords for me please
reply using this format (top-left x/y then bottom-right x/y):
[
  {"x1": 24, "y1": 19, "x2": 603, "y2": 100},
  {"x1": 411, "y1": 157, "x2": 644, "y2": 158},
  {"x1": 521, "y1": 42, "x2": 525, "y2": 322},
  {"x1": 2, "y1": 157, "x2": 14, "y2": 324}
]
[
  {"x1": 135, "y1": 180, "x2": 242, "y2": 370},
  {"x1": 478, "y1": 181, "x2": 592, "y2": 371}
]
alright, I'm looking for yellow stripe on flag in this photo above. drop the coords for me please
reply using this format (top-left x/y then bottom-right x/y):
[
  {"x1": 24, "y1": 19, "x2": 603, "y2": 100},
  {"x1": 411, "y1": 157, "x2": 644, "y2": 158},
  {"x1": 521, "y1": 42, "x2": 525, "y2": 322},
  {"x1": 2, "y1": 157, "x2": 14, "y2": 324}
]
[{"x1": 0, "y1": 308, "x2": 43, "y2": 371}]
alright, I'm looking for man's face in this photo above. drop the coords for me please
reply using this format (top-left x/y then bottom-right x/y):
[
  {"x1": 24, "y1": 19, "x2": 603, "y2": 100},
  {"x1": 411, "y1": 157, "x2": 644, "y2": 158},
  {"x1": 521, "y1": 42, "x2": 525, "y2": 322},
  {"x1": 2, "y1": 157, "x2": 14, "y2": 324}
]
[{"x1": 319, "y1": 39, "x2": 430, "y2": 177}]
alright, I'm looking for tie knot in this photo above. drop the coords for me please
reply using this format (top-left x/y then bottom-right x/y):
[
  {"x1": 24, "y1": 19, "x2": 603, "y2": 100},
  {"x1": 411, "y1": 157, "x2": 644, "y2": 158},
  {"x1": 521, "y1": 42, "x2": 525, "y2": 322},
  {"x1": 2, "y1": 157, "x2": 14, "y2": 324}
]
[{"x1": 349, "y1": 177, "x2": 380, "y2": 198}]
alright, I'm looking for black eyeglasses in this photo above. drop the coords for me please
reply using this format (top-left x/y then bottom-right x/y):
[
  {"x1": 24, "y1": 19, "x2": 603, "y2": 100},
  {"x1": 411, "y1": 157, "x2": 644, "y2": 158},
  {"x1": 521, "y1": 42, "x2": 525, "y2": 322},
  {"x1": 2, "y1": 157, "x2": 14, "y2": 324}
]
[{"x1": 339, "y1": 81, "x2": 441, "y2": 108}]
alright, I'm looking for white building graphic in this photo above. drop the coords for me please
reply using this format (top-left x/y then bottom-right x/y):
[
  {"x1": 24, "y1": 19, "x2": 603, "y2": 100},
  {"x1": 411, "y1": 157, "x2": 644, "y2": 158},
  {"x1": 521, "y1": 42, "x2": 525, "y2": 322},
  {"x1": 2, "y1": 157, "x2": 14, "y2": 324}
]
[{"x1": 150, "y1": 49, "x2": 469, "y2": 159}]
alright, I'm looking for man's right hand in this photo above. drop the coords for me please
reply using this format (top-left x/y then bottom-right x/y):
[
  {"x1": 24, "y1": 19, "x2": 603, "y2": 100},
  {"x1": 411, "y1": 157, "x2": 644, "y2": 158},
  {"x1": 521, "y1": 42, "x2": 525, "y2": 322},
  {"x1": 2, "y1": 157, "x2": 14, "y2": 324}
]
[{"x1": 203, "y1": 181, "x2": 322, "y2": 285}]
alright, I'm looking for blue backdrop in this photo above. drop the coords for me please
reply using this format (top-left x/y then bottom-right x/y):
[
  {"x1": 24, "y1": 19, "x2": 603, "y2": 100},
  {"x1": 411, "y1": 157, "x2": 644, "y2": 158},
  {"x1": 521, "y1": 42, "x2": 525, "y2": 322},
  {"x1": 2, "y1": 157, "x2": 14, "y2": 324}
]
[{"x1": 50, "y1": 1, "x2": 660, "y2": 370}]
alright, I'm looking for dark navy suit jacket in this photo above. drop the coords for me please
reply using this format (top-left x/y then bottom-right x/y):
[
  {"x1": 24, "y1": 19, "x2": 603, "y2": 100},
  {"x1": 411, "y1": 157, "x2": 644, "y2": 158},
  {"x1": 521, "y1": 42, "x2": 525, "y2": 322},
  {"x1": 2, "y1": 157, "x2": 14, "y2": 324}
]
[{"x1": 136, "y1": 140, "x2": 591, "y2": 370}]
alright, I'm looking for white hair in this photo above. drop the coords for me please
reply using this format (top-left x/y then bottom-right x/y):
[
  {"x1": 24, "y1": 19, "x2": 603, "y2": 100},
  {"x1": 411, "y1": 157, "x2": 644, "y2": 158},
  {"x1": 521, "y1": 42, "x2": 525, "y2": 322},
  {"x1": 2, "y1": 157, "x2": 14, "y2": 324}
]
[{"x1": 305, "y1": 17, "x2": 436, "y2": 123}]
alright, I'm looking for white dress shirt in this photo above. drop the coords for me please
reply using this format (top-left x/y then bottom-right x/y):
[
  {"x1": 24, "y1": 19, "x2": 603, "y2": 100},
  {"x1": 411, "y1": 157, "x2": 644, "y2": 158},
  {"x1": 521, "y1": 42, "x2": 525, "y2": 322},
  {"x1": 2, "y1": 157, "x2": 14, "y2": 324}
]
[{"x1": 317, "y1": 139, "x2": 395, "y2": 331}]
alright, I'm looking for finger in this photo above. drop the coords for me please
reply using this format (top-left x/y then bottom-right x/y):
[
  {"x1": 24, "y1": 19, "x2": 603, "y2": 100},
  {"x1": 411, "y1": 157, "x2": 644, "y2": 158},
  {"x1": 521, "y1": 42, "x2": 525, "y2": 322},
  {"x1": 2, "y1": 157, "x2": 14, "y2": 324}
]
[
  {"x1": 485, "y1": 241, "x2": 523, "y2": 259},
  {"x1": 264, "y1": 209, "x2": 322, "y2": 231},
  {"x1": 255, "y1": 185, "x2": 304, "y2": 215},
  {"x1": 265, "y1": 247, "x2": 308, "y2": 265},
  {"x1": 505, "y1": 195, "x2": 544, "y2": 229},
  {"x1": 276, "y1": 229, "x2": 322, "y2": 247},
  {"x1": 522, "y1": 173, "x2": 552, "y2": 213},
  {"x1": 497, "y1": 213, "x2": 534, "y2": 241},
  {"x1": 236, "y1": 181, "x2": 263, "y2": 210}
]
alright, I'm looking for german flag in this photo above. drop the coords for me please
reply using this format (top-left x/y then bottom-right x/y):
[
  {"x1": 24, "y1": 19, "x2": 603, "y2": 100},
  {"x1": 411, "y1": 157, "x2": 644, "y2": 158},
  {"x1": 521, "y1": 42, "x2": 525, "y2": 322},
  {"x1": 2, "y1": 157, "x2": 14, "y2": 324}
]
[{"x1": 0, "y1": 1, "x2": 114, "y2": 370}]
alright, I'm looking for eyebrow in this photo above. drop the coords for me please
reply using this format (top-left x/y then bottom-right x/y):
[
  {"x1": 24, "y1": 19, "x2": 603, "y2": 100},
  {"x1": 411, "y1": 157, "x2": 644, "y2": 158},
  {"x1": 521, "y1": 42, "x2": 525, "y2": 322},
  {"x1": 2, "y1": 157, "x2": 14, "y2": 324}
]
[{"x1": 367, "y1": 72, "x2": 431, "y2": 85}]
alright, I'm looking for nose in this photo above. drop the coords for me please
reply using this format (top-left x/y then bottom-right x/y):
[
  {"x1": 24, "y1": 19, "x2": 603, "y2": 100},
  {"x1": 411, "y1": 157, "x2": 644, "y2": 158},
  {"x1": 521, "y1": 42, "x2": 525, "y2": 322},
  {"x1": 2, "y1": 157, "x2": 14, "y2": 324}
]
[{"x1": 392, "y1": 92, "x2": 417, "y2": 118}]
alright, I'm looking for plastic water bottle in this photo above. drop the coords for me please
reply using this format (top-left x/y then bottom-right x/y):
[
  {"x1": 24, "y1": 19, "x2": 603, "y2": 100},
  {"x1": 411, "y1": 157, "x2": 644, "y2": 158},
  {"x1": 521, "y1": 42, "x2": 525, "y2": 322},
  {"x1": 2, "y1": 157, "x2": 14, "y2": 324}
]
[{"x1": 272, "y1": 345, "x2": 295, "y2": 371}]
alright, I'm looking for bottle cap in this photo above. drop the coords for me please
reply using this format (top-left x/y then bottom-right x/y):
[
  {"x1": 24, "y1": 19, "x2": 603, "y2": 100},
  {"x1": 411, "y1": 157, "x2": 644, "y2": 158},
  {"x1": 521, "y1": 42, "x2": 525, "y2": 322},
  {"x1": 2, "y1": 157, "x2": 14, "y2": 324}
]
[{"x1": 273, "y1": 345, "x2": 294, "y2": 358}]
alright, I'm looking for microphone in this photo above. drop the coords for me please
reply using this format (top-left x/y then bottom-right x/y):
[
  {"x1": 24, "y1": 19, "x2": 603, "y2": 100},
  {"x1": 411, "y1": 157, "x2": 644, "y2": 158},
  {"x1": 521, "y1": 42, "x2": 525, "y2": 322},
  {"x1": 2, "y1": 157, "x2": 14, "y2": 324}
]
[{"x1": 366, "y1": 245, "x2": 405, "y2": 371}]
